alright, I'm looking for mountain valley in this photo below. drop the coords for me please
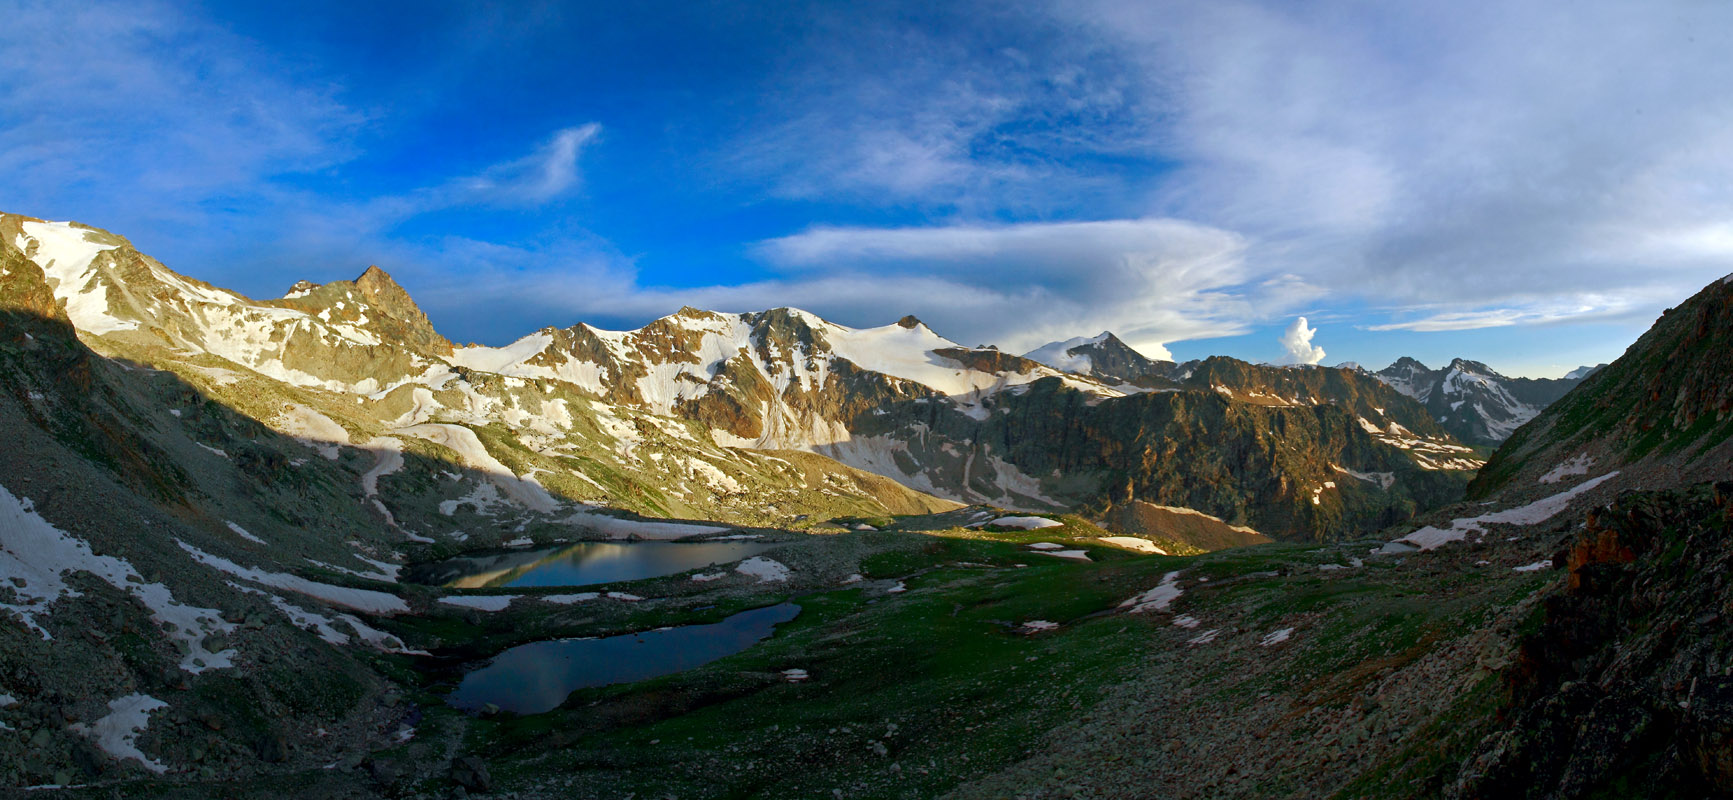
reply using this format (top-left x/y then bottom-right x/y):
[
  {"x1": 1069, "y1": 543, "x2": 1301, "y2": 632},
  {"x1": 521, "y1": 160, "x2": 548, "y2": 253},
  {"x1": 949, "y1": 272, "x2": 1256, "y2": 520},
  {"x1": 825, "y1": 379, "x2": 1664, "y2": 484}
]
[{"x1": 2, "y1": 213, "x2": 1732, "y2": 799}]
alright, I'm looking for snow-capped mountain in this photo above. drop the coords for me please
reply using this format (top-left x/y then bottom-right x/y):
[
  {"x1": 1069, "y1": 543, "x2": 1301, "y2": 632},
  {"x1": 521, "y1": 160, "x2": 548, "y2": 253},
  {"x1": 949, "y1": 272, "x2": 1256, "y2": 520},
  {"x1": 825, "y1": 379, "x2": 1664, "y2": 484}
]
[
  {"x1": 1371, "y1": 357, "x2": 1586, "y2": 445},
  {"x1": 2, "y1": 213, "x2": 1484, "y2": 540},
  {"x1": 1022, "y1": 331, "x2": 1173, "y2": 385}
]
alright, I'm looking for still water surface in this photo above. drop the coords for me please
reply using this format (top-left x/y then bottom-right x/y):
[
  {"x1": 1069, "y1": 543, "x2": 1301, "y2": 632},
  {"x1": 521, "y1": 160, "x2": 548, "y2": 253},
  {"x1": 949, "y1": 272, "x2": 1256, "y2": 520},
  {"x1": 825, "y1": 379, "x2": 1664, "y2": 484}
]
[
  {"x1": 409, "y1": 541, "x2": 775, "y2": 589},
  {"x1": 447, "y1": 602, "x2": 801, "y2": 714}
]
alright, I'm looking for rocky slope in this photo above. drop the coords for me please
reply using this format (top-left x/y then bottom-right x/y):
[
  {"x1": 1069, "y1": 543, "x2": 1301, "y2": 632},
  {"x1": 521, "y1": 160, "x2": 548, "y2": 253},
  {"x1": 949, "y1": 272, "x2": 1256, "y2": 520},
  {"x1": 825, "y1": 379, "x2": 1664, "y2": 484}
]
[
  {"x1": 1470, "y1": 273, "x2": 1733, "y2": 500},
  {"x1": 1451, "y1": 481, "x2": 1733, "y2": 798}
]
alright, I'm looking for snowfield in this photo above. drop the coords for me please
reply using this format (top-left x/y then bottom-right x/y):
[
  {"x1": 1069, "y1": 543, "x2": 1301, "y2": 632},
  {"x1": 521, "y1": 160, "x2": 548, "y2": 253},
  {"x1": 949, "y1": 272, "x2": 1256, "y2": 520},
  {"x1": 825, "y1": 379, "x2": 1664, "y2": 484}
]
[{"x1": 1100, "y1": 536, "x2": 1167, "y2": 554}]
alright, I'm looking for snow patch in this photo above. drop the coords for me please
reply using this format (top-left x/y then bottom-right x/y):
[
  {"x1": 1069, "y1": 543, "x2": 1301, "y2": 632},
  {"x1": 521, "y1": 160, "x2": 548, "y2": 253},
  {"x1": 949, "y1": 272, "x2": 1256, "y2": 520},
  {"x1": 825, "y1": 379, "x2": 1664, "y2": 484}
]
[
  {"x1": 69, "y1": 694, "x2": 168, "y2": 773},
  {"x1": 1099, "y1": 536, "x2": 1166, "y2": 554},
  {"x1": 736, "y1": 557, "x2": 790, "y2": 582},
  {"x1": 1260, "y1": 628, "x2": 1294, "y2": 646},
  {"x1": 439, "y1": 595, "x2": 518, "y2": 612},
  {"x1": 1121, "y1": 571, "x2": 1184, "y2": 613},
  {"x1": 1538, "y1": 453, "x2": 1596, "y2": 485},
  {"x1": 1513, "y1": 561, "x2": 1551, "y2": 572},
  {"x1": 979, "y1": 515, "x2": 1063, "y2": 530},
  {"x1": 224, "y1": 521, "x2": 264, "y2": 545},
  {"x1": 18, "y1": 221, "x2": 136, "y2": 335},
  {"x1": 1386, "y1": 472, "x2": 1620, "y2": 552},
  {"x1": 180, "y1": 543, "x2": 409, "y2": 615}
]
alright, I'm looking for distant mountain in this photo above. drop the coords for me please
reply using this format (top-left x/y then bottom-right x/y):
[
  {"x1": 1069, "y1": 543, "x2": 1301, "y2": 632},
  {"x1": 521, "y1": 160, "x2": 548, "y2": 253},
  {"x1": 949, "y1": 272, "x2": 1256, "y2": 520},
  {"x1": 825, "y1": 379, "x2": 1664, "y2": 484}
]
[
  {"x1": 1370, "y1": 357, "x2": 1585, "y2": 446},
  {"x1": 1022, "y1": 332, "x2": 1172, "y2": 386}
]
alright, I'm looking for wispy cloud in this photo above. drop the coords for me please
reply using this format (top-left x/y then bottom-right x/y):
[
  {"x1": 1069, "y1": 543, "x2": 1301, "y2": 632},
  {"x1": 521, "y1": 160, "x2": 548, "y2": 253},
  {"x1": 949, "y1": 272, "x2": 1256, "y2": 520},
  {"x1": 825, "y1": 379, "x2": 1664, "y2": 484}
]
[
  {"x1": 0, "y1": 0, "x2": 361, "y2": 211},
  {"x1": 1067, "y1": 0, "x2": 1733, "y2": 329},
  {"x1": 445, "y1": 124, "x2": 601, "y2": 207}
]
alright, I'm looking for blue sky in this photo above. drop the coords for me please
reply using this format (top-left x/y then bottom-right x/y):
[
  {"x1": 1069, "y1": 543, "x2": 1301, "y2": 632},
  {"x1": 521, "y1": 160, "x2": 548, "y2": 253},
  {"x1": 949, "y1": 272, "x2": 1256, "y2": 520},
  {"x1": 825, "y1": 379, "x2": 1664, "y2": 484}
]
[{"x1": 6, "y1": 1, "x2": 1733, "y2": 377}]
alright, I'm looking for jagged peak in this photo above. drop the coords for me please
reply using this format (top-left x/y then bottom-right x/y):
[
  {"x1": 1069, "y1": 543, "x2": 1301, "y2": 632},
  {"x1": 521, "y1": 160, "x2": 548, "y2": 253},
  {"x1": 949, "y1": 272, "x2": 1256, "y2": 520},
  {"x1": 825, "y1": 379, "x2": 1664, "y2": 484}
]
[
  {"x1": 1382, "y1": 356, "x2": 1431, "y2": 373},
  {"x1": 895, "y1": 314, "x2": 924, "y2": 329}
]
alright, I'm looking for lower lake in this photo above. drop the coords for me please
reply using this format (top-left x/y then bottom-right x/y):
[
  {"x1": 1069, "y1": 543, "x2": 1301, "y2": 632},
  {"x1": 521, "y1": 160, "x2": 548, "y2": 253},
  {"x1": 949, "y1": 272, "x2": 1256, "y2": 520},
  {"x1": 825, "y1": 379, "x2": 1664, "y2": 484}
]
[{"x1": 446, "y1": 602, "x2": 802, "y2": 714}]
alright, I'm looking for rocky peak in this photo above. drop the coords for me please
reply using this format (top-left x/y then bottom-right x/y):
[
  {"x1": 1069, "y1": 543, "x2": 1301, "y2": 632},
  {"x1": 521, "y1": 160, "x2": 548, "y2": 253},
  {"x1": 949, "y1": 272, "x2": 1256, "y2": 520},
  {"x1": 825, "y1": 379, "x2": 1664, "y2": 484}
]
[
  {"x1": 278, "y1": 266, "x2": 453, "y2": 357},
  {"x1": 895, "y1": 315, "x2": 924, "y2": 329}
]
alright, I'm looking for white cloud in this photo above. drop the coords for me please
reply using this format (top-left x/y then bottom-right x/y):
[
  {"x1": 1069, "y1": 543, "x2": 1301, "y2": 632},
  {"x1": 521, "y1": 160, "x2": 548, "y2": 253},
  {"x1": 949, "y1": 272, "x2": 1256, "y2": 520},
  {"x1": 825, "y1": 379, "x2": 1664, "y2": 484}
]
[
  {"x1": 367, "y1": 216, "x2": 1286, "y2": 357},
  {"x1": 753, "y1": 217, "x2": 1261, "y2": 355},
  {"x1": 1276, "y1": 317, "x2": 1326, "y2": 365}
]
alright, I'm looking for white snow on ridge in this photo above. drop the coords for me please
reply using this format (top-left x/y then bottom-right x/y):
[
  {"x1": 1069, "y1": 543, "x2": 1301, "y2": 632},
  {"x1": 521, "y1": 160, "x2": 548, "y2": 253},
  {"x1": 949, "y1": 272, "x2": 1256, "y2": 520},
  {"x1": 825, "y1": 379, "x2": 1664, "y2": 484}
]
[
  {"x1": 1100, "y1": 536, "x2": 1167, "y2": 554},
  {"x1": 449, "y1": 333, "x2": 555, "y2": 374},
  {"x1": 273, "y1": 404, "x2": 350, "y2": 460},
  {"x1": 18, "y1": 220, "x2": 137, "y2": 336},
  {"x1": 0, "y1": 485, "x2": 236, "y2": 673},
  {"x1": 228, "y1": 584, "x2": 422, "y2": 653},
  {"x1": 69, "y1": 694, "x2": 168, "y2": 774},
  {"x1": 225, "y1": 521, "x2": 265, "y2": 545},
  {"x1": 360, "y1": 437, "x2": 405, "y2": 497},
  {"x1": 396, "y1": 423, "x2": 559, "y2": 512},
  {"x1": 557, "y1": 510, "x2": 730, "y2": 540},
  {"x1": 1023, "y1": 333, "x2": 1110, "y2": 375},
  {"x1": 1387, "y1": 471, "x2": 1620, "y2": 552},
  {"x1": 1334, "y1": 464, "x2": 1395, "y2": 490}
]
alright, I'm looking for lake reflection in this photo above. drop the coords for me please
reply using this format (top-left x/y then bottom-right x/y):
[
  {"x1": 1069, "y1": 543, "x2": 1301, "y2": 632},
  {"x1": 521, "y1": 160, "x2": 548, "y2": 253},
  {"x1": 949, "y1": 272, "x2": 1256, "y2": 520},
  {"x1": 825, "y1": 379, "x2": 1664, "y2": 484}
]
[
  {"x1": 408, "y1": 541, "x2": 775, "y2": 589},
  {"x1": 447, "y1": 602, "x2": 801, "y2": 714}
]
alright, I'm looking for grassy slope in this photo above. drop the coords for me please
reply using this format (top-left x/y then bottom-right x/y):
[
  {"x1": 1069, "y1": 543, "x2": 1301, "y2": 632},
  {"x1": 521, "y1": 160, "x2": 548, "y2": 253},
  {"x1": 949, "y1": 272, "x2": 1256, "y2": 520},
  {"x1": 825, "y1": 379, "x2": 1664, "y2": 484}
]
[{"x1": 351, "y1": 525, "x2": 1561, "y2": 800}]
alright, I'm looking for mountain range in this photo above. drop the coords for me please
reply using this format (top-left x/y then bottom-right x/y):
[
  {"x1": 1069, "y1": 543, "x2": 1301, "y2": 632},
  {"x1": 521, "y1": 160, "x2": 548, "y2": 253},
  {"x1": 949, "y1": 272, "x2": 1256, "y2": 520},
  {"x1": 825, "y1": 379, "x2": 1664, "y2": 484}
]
[
  {"x1": 1, "y1": 213, "x2": 1498, "y2": 543},
  {"x1": 6, "y1": 210, "x2": 1733, "y2": 797}
]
